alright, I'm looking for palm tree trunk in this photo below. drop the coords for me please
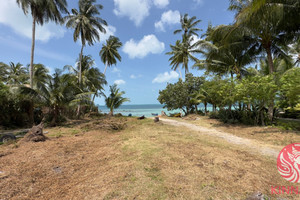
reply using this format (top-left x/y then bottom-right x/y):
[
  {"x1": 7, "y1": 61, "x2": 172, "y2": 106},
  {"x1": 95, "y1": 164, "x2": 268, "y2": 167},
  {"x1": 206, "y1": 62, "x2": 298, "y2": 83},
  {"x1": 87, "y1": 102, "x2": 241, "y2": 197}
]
[
  {"x1": 266, "y1": 47, "x2": 274, "y2": 74},
  {"x1": 178, "y1": 68, "x2": 183, "y2": 79},
  {"x1": 77, "y1": 45, "x2": 84, "y2": 118},
  {"x1": 103, "y1": 61, "x2": 108, "y2": 75},
  {"x1": 266, "y1": 46, "x2": 275, "y2": 122},
  {"x1": 79, "y1": 45, "x2": 84, "y2": 85},
  {"x1": 204, "y1": 102, "x2": 207, "y2": 116},
  {"x1": 109, "y1": 108, "x2": 113, "y2": 116},
  {"x1": 30, "y1": 17, "x2": 36, "y2": 89}
]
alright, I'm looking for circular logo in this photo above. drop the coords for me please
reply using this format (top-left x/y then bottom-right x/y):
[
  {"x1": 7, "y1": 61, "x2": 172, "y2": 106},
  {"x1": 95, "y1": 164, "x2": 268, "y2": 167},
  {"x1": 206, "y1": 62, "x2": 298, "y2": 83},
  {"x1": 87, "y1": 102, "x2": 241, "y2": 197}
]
[{"x1": 277, "y1": 143, "x2": 300, "y2": 183}]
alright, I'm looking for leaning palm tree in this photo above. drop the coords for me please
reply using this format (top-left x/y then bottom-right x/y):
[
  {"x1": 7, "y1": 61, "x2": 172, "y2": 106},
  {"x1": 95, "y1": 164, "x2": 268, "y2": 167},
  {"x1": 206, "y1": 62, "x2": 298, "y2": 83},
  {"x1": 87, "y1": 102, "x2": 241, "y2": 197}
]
[
  {"x1": 105, "y1": 84, "x2": 130, "y2": 116},
  {"x1": 65, "y1": 0, "x2": 107, "y2": 86},
  {"x1": 99, "y1": 36, "x2": 122, "y2": 75},
  {"x1": 16, "y1": 0, "x2": 68, "y2": 88}
]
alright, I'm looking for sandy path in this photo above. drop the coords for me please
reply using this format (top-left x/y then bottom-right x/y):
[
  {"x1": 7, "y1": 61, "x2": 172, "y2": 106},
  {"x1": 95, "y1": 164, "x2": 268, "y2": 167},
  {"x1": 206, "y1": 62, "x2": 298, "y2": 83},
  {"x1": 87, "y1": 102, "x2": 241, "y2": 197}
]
[{"x1": 160, "y1": 118, "x2": 281, "y2": 159}]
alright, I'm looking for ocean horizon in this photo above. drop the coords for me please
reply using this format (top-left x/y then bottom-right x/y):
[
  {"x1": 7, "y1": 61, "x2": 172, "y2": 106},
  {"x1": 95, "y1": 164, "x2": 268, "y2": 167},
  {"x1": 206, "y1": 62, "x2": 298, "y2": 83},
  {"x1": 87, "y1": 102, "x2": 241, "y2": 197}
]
[{"x1": 98, "y1": 104, "x2": 212, "y2": 117}]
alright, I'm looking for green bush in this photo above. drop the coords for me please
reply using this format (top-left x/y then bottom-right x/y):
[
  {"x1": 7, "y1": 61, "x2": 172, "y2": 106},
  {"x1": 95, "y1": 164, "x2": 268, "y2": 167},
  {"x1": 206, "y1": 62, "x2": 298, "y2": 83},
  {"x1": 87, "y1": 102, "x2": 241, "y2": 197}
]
[
  {"x1": 215, "y1": 109, "x2": 267, "y2": 126},
  {"x1": 209, "y1": 111, "x2": 219, "y2": 119}
]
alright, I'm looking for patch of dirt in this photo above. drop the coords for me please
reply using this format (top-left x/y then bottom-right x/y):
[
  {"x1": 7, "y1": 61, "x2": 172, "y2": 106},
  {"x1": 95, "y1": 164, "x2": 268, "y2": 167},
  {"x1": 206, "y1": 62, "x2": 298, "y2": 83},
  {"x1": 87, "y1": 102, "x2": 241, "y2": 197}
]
[{"x1": 160, "y1": 118, "x2": 281, "y2": 158}]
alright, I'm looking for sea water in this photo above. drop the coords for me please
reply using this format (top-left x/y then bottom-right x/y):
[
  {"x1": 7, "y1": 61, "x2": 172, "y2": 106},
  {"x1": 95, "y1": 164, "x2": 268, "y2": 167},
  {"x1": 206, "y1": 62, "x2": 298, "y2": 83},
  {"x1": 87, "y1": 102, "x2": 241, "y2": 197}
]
[{"x1": 98, "y1": 104, "x2": 211, "y2": 117}]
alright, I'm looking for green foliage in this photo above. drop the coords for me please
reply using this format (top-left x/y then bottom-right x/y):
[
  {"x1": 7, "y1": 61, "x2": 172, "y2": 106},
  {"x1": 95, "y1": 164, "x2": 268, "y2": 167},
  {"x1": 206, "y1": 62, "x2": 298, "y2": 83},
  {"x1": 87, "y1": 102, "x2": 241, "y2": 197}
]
[
  {"x1": 158, "y1": 74, "x2": 203, "y2": 115},
  {"x1": 105, "y1": 84, "x2": 130, "y2": 116},
  {"x1": 100, "y1": 36, "x2": 123, "y2": 74},
  {"x1": 279, "y1": 68, "x2": 300, "y2": 108},
  {"x1": 64, "y1": 0, "x2": 107, "y2": 47}
]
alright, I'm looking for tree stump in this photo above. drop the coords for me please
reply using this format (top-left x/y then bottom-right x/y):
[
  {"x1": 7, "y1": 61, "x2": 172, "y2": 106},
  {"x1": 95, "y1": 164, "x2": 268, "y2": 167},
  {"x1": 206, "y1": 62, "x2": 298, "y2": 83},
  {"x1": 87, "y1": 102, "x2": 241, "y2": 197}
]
[
  {"x1": 154, "y1": 117, "x2": 159, "y2": 123},
  {"x1": 137, "y1": 115, "x2": 145, "y2": 120},
  {"x1": 23, "y1": 123, "x2": 47, "y2": 142}
]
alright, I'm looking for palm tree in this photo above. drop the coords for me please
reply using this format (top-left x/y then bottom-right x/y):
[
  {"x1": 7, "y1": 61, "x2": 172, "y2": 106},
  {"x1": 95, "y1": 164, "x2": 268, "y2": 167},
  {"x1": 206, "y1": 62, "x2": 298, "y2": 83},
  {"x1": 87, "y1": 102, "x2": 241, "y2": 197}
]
[
  {"x1": 174, "y1": 13, "x2": 202, "y2": 40},
  {"x1": 16, "y1": 0, "x2": 68, "y2": 88},
  {"x1": 228, "y1": 0, "x2": 296, "y2": 120},
  {"x1": 65, "y1": 0, "x2": 107, "y2": 86},
  {"x1": 32, "y1": 64, "x2": 51, "y2": 95},
  {"x1": 168, "y1": 14, "x2": 202, "y2": 78},
  {"x1": 229, "y1": 0, "x2": 294, "y2": 74},
  {"x1": 1, "y1": 62, "x2": 28, "y2": 85},
  {"x1": 166, "y1": 39, "x2": 203, "y2": 78},
  {"x1": 99, "y1": 36, "x2": 122, "y2": 75},
  {"x1": 194, "y1": 25, "x2": 257, "y2": 80},
  {"x1": 64, "y1": 55, "x2": 107, "y2": 114},
  {"x1": 290, "y1": 40, "x2": 300, "y2": 66},
  {"x1": 105, "y1": 84, "x2": 130, "y2": 116}
]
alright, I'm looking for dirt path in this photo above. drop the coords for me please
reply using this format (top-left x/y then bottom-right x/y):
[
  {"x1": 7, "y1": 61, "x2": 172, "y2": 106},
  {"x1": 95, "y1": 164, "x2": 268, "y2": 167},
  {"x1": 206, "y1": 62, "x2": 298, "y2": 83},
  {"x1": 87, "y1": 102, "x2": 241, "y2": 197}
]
[{"x1": 160, "y1": 118, "x2": 282, "y2": 158}]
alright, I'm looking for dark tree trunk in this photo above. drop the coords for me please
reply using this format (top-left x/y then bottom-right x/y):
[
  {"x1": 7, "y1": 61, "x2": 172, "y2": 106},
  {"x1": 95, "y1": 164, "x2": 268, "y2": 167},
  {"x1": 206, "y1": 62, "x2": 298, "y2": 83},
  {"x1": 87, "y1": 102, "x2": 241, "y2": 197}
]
[{"x1": 204, "y1": 102, "x2": 207, "y2": 116}]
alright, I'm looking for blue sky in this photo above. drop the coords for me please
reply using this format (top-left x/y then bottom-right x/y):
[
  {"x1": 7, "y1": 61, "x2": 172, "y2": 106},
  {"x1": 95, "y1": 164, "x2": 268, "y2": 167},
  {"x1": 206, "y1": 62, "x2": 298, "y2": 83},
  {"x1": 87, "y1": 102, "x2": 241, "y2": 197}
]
[{"x1": 0, "y1": 0, "x2": 234, "y2": 105}]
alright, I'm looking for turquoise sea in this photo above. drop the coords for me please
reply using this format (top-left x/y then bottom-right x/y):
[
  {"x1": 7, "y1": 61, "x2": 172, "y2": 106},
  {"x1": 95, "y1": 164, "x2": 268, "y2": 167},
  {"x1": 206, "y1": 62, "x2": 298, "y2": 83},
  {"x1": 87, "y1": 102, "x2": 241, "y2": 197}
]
[{"x1": 98, "y1": 104, "x2": 212, "y2": 117}]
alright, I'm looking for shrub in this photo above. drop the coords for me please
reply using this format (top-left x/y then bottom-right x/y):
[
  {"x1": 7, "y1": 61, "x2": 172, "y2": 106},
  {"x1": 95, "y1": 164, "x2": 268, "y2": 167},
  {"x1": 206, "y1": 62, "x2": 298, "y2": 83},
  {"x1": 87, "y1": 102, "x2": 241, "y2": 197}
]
[{"x1": 209, "y1": 111, "x2": 219, "y2": 119}]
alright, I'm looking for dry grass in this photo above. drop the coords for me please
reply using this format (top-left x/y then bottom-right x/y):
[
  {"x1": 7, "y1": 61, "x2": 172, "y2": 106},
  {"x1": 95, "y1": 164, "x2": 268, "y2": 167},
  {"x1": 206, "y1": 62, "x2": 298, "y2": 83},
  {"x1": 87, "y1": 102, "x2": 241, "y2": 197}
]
[{"x1": 0, "y1": 117, "x2": 298, "y2": 200}]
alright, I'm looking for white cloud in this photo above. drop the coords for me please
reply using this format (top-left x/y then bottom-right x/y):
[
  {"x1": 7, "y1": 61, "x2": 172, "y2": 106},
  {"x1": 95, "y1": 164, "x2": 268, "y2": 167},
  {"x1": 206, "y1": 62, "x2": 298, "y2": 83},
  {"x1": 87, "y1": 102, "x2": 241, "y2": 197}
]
[
  {"x1": 152, "y1": 71, "x2": 179, "y2": 83},
  {"x1": 114, "y1": 79, "x2": 126, "y2": 85},
  {"x1": 153, "y1": 0, "x2": 169, "y2": 8},
  {"x1": 112, "y1": 67, "x2": 121, "y2": 73},
  {"x1": 130, "y1": 74, "x2": 142, "y2": 79},
  {"x1": 193, "y1": 0, "x2": 204, "y2": 6},
  {"x1": 113, "y1": 0, "x2": 151, "y2": 26},
  {"x1": 113, "y1": 0, "x2": 169, "y2": 26},
  {"x1": 0, "y1": 0, "x2": 66, "y2": 42},
  {"x1": 155, "y1": 10, "x2": 180, "y2": 32},
  {"x1": 123, "y1": 35, "x2": 165, "y2": 59},
  {"x1": 100, "y1": 25, "x2": 117, "y2": 42}
]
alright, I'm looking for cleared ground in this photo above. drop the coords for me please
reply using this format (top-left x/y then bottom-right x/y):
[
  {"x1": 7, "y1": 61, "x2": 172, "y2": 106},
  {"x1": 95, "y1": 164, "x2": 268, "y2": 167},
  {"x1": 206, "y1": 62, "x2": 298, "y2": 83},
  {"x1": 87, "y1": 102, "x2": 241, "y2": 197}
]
[{"x1": 0, "y1": 117, "x2": 298, "y2": 200}]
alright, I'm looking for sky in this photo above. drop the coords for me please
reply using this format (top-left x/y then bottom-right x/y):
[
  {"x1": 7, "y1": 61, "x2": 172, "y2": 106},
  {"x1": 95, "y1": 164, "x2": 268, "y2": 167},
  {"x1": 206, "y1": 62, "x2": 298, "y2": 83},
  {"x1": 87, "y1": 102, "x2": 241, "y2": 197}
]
[{"x1": 0, "y1": 0, "x2": 234, "y2": 105}]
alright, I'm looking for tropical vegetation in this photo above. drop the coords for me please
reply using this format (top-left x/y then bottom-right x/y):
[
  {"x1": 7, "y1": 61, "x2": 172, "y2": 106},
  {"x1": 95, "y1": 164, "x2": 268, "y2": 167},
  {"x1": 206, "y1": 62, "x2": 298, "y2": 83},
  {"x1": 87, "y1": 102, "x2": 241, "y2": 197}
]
[
  {"x1": 105, "y1": 84, "x2": 130, "y2": 116},
  {"x1": 162, "y1": 1, "x2": 300, "y2": 125}
]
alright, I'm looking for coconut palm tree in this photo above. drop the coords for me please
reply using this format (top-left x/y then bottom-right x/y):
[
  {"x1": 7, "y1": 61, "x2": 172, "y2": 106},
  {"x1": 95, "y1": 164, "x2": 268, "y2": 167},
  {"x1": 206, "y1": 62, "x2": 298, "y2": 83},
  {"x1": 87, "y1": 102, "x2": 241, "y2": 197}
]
[
  {"x1": 174, "y1": 13, "x2": 202, "y2": 40},
  {"x1": 16, "y1": 0, "x2": 68, "y2": 88},
  {"x1": 32, "y1": 64, "x2": 51, "y2": 96},
  {"x1": 166, "y1": 39, "x2": 203, "y2": 78},
  {"x1": 105, "y1": 84, "x2": 130, "y2": 116},
  {"x1": 1, "y1": 62, "x2": 28, "y2": 85},
  {"x1": 229, "y1": 0, "x2": 294, "y2": 74},
  {"x1": 64, "y1": 55, "x2": 107, "y2": 112},
  {"x1": 65, "y1": 0, "x2": 107, "y2": 86},
  {"x1": 228, "y1": 0, "x2": 296, "y2": 120},
  {"x1": 290, "y1": 40, "x2": 300, "y2": 66},
  {"x1": 99, "y1": 36, "x2": 122, "y2": 75},
  {"x1": 194, "y1": 25, "x2": 257, "y2": 79}
]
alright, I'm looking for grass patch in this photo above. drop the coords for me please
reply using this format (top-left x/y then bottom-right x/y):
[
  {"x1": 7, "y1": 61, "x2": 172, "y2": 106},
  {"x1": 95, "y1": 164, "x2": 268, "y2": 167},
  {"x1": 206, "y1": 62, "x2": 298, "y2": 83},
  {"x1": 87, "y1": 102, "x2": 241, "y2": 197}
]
[{"x1": 0, "y1": 117, "x2": 298, "y2": 200}]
